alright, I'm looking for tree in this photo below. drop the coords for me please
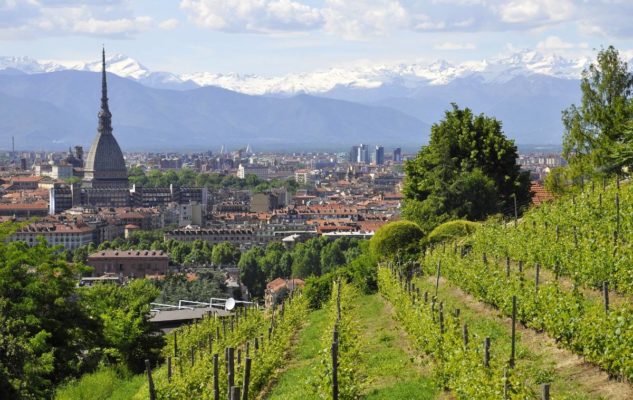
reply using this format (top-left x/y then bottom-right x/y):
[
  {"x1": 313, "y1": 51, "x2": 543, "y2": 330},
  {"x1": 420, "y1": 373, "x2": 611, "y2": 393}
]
[
  {"x1": 562, "y1": 46, "x2": 633, "y2": 176},
  {"x1": 238, "y1": 248, "x2": 266, "y2": 298},
  {"x1": 320, "y1": 240, "x2": 347, "y2": 274},
  {"x1": 403, "y1": 104, "x2": 531, "y2": 233},
  {"x1": 0, "y1": 238, "x2": 97, "y2": 399},
  {"x1": 369, "y1": 221, "x2": 424, "y2": 261},
  {"x1": 212, "y1": 242, "x2": 241, "y2": 266},
  {"x1": 291, "y1": 240, "x2": 322, "y2": 278},
  {"x1": 81, "y1": 280, "x2": 164, "y2": 373}
]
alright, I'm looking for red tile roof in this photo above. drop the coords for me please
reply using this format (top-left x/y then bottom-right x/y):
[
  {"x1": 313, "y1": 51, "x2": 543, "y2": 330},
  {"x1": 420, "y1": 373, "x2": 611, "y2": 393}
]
[{"x1": 531, "y1": 182, "x2": 554, "y2": 205}]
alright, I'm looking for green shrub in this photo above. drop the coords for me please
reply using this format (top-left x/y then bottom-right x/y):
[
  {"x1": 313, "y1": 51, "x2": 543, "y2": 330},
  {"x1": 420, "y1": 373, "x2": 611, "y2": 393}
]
[
  {"x1": 370, "y1": 221, "x2": 424, "y2": 261},
  {"x1": 424, "y1": 220, "x2": 479, "y2": 247}
]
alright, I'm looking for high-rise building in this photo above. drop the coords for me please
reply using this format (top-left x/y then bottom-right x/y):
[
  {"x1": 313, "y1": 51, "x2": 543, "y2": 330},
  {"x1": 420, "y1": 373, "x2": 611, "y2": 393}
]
[
  {"x1": 82, "y1": 48, "x2": 129, "y2": 189},
  {"x1": 393, "y1": 148, "x2": 402, "y2": 163},
  {"x1": 375, "y1": 145, "x2": 385, "y2": 165},
  {"x1": 358, "y1": 144, "x2": 370, "y2": 164},
  {"x1": 349, "y1": 145, "x2": 359, "y2": 163}
]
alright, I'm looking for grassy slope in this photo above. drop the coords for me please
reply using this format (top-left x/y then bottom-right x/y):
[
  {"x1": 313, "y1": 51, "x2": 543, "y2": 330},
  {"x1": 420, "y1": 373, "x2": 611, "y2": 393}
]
[
  {"x1": 267, "y1": 294, "x2": 437, "y2": 400},
  {"x1": 358, "y1": 294, "x2": 436, "y2": 400},
  {"x1": 265, "y1": 308, "x2": 328, "y2": 400},
  {"x1": 54, "y1": 367, "x2": 145, "y2": 400}
]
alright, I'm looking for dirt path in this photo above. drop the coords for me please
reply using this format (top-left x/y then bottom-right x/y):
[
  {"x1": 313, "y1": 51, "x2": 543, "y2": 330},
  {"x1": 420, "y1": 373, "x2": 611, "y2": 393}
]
[{"x1": 428, "y1": 276, "x2": 633, "y2": 399}]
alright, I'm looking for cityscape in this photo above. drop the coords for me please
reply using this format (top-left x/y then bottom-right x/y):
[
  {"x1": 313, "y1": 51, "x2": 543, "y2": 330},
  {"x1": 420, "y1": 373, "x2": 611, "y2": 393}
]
[{"x1": 1, "y1": 2, "x2": 632, "y2": 400}]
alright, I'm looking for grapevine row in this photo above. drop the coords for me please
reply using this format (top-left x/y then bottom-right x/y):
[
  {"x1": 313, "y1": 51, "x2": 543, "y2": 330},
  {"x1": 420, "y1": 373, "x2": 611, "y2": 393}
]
[
  {"x1": 478, "y1": 181, "x2": 633, "y2": 294},
  {"x1": 378, "y1": 265, "x2": 534, "y2": 398},
  {"x1": 310, "y1": 280, "x2": 363, "y2": 400},
  {"x1": 134, "y1": 293, "x2": 308, "y2": 399},
  {"x1": 421, "y1": 245, "x2": 633, "y2": 382}
]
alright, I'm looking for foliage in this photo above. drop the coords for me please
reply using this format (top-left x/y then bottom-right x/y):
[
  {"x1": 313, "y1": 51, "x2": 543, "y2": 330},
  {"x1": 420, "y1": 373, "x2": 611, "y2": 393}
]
[
  {"x1": 403, "y1": 104, "x2": 531, "y2": 233},
  {"x1": 81, "y1": 280, "x2": 165, "y2": 373},
  {"x1": 0, "y1": 236, "x2": 97, "y2": 399},
  {"x1": 543, "y1": 166, "x2": 571, "y2": 196},
  {"x1": 128, "y1": 167, "x2": 299, "y2": 193},
  {"x1": 132, "y1": 292, "x2": 308, "y2": 399},
  {"x1": 238, "y1": 247, "x2": 267, "y2": 298},
  {"x1": 378, "y1": 266, "x2": 533, "y2": 398},
  {"x1": 310, "y1": 281, "x2": 363, "y2": 399},
  {"x1": 562, "y1": 46, "x2": 633, "y2": 176},
  {"x1": 211, "y1": 241, "x2": 241, "y2": 266},
  {"x1": 55, "y1": 366, "x2": 144, "y2": 400},
  {"x1": 369, "y1": 220, "x2": 424, "y2": 261},
  {"x1": 424, "y1": 220, "x2": 479, "y2": 247},
  {"x1": 421, "y1": 238, "x2": 633, "y2": 382},
  {"x1": 153, "y1": 271, "x2": 226, "y2": 304}
]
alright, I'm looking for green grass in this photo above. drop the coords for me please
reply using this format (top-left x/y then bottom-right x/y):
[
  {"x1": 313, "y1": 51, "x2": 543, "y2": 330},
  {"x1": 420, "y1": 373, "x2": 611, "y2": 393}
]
[
  {"x1": 266, "y1": 308, "x2": 328, "y2": 400},
  {"x1": 55, "y1": 366, "x2": 145, "y2": 400},
  {"x1": 357, "y1": 294, "x2": 437, "y2": 399}
]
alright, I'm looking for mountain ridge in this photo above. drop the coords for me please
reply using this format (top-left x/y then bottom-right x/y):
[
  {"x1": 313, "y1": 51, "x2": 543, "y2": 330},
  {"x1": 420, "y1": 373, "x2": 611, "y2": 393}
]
[{"x1": 0, "y1": 50, "x2": 602, "y2": 95}]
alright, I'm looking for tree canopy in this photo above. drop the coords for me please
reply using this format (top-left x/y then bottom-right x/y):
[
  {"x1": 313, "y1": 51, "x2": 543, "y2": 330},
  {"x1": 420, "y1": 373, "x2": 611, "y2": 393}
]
[
  {"x1": 562, "y1": 46, "x2": 633, "y2": 177},
  {"x1": 403, "y1": 104, "x2": 531, "y2": 233}
]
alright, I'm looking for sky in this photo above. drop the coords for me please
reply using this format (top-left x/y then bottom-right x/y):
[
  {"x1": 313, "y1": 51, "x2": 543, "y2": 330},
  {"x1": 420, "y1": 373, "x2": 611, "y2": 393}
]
[{"x1": 1, "y1": 0, "x2": 632, "y2": 75}]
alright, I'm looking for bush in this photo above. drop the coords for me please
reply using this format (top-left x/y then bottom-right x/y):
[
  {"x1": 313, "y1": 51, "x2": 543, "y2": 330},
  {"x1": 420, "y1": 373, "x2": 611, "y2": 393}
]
[
  {"x1": 424, "y1": 220, "x2": 478, "y2": 247},
  {"x1": 370, "y1": 221, "x2": 424, "y2": 261},
  {"x1": 303, "y1": 272, "x2": 335, "y2": 309}
]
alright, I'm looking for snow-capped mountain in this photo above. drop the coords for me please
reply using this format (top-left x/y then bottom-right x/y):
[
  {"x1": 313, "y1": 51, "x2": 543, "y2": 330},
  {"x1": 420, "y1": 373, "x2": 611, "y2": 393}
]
[{"x1": 0, "y1": 50, "x2": 596, "y2": 95}]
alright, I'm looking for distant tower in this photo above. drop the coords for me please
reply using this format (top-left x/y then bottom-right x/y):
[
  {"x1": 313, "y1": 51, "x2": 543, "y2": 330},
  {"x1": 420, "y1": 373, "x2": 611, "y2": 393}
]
[
  {"x1": 393, "y1": 147, "x2": 402, "y2": 163},
  {"x1": 82, "y1": 48, "x2": 128, "y2": 189},
  {"x1": 375, "y1": 145, "x2": 385, "y2": 165},
  {"x1": 74, "y1": 145, "x2": 84, "y2": 161}
]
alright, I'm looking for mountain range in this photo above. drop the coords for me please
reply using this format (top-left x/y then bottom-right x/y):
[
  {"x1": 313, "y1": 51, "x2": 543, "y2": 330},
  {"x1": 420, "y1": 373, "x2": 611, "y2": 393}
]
[{"x1": 0, "y1": 50, "x2": 609, "y2": 150}]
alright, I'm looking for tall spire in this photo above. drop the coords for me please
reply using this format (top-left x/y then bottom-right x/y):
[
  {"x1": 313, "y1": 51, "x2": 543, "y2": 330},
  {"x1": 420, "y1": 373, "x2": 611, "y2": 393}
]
[{"x1": 98, "y1": 47, "x2": 112, "y2": 135}]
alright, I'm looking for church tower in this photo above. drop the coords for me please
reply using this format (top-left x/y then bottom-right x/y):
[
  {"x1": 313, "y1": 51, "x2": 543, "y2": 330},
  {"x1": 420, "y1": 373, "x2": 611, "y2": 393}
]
[{"x1": 82, "y1": 48, "x2": 128, "y2": 189}]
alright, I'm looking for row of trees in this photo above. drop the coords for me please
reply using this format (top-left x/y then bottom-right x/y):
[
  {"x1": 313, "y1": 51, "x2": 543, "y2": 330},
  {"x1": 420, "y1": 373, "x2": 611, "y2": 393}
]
[
  {"x1": 238, "y1": 237, "x2": 364, "y2": 297},
  {"x1": 127, "y1": 166, "x2": 300, "y2": 193},
  {"x1": 72, "y1": 230, "x2": 365, "y2": 301}
]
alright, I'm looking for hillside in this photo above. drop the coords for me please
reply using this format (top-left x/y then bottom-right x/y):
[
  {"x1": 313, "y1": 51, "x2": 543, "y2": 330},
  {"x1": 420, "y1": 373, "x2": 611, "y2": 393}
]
[{"x1": 53, "y1": 180, "x2": 633, "y2": 399}]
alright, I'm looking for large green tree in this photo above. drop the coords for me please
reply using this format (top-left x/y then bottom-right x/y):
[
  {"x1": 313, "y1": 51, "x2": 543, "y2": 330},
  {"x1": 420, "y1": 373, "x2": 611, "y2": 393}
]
[
  {"x1": 562, "y1": 46, "x2": 633, "y2": 176},
  {"x1": 0, "y1": 238, "x2": 97, "y2": 399},
  {"x1": 81, "y1": 280, "x2": 164, "y2": 373},
  {"x1": 211, "y1": 242, "x2": 241, "y2": 266},
  {"x1": 403, "y1": 104, "x2": 531, "y2": 233}
]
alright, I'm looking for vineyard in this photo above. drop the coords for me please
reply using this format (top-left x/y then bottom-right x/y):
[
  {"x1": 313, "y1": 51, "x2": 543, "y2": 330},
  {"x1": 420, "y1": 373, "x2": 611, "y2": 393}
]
[{"x1": 53, "y1": 180, "x2": 633, "y2": 400}]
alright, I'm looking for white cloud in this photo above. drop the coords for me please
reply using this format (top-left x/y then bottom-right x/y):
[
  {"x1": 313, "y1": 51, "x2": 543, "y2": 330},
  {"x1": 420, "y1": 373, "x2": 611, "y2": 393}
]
[
  {"x1": 497, "y1": 0, "x2": 574, "y2": 24},
  {"x1": 536, "y1": 35, "x2": 587, "y2": 50},
  {"x1": 72, "y1": 16, "x2": 153, "y2": 35},
  {"x1": 159, "y1": 18, "x2": 180, "y2": 30},
  {"x1": 435, "y1": 41, "x2": 476, "y2": 50},
  {"x1": 322, "y1": 0, "x2": 409, "y2": 39},
  {"x1": 0, "y1": 0, "x2": 155, "y2": 38},
  {"x1": 179, "y1": 0, "x2": 323, "y2": 33}
]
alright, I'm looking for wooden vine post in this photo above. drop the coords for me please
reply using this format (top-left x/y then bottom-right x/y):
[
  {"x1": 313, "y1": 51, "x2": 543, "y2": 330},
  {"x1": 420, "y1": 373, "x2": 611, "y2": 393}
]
[
  {"x1": 145, "y1": 359, "x2": 156, "y2": 400},
  {"x1": 435, "y1": 260, "x2": 441, "y2": 299},
  {"x1": 484, "y1": 337, "x2": 491, "y2": 368},
  {"x1": 241, "y1": 357, "x2": 251, "y2": 400},
  {"x1": 603, "y1": 282, "x2": 609, "y2": 313},
  {"x1": 332, "y1": 327, "x2": 339, "y2": 400},
  {"x1": 213, "y1": 354, "x2": 219, "y2": 400},
  {"x1": 510, "y1": 296, "x2": 517, "y2": 368}
]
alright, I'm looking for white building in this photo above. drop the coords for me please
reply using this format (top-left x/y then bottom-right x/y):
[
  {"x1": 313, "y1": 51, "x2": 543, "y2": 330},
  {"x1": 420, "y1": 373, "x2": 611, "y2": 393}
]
[{"x1": 237, "y1": 163, "x2": 269, "y2": 180}]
